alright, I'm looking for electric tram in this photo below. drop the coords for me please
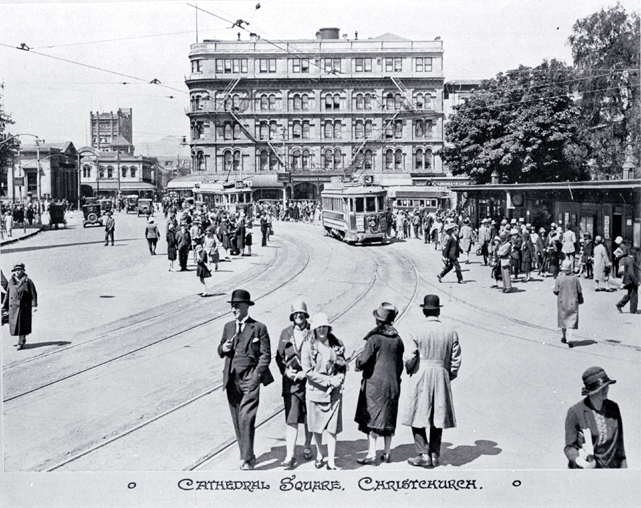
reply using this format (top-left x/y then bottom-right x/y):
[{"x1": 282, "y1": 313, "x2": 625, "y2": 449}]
[
  {"x1": 321, "y1": 181, "x2": 390, "y2": 245},
  {"x1": 194, "y1": 181, "x2": 254, "y2": 218}
]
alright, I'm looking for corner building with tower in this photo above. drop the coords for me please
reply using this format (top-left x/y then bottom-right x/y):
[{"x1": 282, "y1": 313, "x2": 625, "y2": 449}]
[{"x1": 185, "y1": 28, "x2": 446, "y2": 201}]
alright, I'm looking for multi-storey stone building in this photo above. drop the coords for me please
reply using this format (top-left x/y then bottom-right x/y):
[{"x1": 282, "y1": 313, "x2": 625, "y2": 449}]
[
  {"x1": 90, "y1": 108, "x2": 134, "y2": 154},
  {"x1": 185, "y1": 28, "x2": 445, "y2": 200}
]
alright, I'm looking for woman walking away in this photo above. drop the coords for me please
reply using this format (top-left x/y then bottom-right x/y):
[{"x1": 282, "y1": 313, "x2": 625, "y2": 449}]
[
  {"x1": 553, "y1": 259, "x2": 583, "y2": 346},
  {"x1": 521, "y1": 232, "x2": 535, "y2": 281},
  {"x1": 166, "y1": 223, "x2": 178, "y2": 271},
  {"x1": 145, "y1": 218, "x2": 160, "y2": 255},
  {"x1": 564, "y1": 367, "x2": 626, "y2": 468},
  {"x1": 301, "y1": 313, "x2": 347, "y2": 470},
  {"x1": 276, "y1": 300, "x2": 314, "y2": 470},
  {"x1": 354, "y1": 303, "x2": 404, "y2": 465},
  {"x1": 3, "y1": 263, "x2": 37, "y2": 350},
  {"x1": 244, "y1": 223, "x2": 253, "y2": 256},
  {"x1": 195, "y1": 244, "x2": 212, "y2": 296},
  {"x1": 593, "y1": 236, "x2": 611, "y2": 292},
  {"x1": 203, "y1": 226, "x2": 220, "y2": 272}
]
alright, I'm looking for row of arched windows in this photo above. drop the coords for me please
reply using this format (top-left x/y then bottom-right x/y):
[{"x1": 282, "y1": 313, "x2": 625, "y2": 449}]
[{"x1": 84, "y1": 165, "x2": 137, "y2": 179}]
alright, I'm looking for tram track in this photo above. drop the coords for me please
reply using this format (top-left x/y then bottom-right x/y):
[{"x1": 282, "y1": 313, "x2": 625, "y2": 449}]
[{"x1": 3, "y1": 234, "x2": 311, "y2": 403}]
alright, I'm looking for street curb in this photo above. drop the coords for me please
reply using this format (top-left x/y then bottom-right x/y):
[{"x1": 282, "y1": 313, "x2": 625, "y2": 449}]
[{"x1": 0, "y1": 226, "x2": 45, "y2": 247}]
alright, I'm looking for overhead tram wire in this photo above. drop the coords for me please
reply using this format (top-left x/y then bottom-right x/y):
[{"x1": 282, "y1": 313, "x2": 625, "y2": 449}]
[{"x1": 0, "y1": 41, "x2": 188, "y2": 96}]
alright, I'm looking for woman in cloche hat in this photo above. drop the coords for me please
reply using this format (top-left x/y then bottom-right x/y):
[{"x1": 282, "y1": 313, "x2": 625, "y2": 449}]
[
  {"x1": 2, "y1": 263, "x2": 38, "y2": 350},
  {"x1": 354, "y1": 302, "x2": 404, "y2": 465},
  {"x1": 300, "y1": 312, "x2": 347, "y2": 470},
  {"x1": 564, "y1": 367, "x2": 626, "y2": 468},
  {"x1": 553, "y1": 258, "x2": 583, "y2": 346}
]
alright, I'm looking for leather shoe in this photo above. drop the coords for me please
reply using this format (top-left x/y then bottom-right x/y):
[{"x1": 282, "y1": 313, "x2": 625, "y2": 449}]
[
  {"x1": 430, "y1": 454, "x2": 440, "y2": 467},
  {"x1": 314, "y1": 457, "x2": 325, "y2": 469},
  {"x1": 303, "y1": 448, "x2": 313, "y2": 461},
  {"x1": 616, "y1": 305, "x2": 622, "y2": 313},
  {"x1": 356, "y1": 456, "x2": 377, "y2": 465},
  {"x1": 240, "y1": 461, "x2": 254, "y2": 471},
  {"x1": 380, "y1": 453, "x2": 391, "y2": 463},
  {"x1": 437, "y1": 275, "x2": 442, "y2": 283},
  {"x1": 281, "y1": 457, "x2": 296, "y2": 470},
  {"x1": 407, "y1": 455, "x2": 432, "y2": 468}
]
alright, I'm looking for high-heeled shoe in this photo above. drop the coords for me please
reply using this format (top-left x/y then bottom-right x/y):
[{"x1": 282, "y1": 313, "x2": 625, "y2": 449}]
[
  {"x1": 356, "y1": 456, "x2": 377, "y2": 465},
  {"x1": 280, "y1": 457, "x2": 296, "y2": 470},
  {"x1": 380, "y1": 452, "x2": 391, "y2": 463},
  {"x1": 326, "y1": 464, "x2": 341, "y2": 470},
  {"x1": 314, "y1": 457, "x2": 325, "y2": 469}
]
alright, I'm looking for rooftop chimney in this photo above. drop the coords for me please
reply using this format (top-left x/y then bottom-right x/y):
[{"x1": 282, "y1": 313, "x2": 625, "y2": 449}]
[
  {"x1": 249, "y1": 33, "x2": 259, "y2": 41},
  {"x1": 355, "y1": 31, "x2": 358, "y2": 40}
]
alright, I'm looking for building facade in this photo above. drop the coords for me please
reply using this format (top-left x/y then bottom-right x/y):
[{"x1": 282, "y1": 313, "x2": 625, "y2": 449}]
[
  {"x1": 185, "y1": 28, "x2": 445, "y2": 200},
  {"x1": 90, "y1": 108, "x2": 134, "y2": 153},
  {"x1": 78, "y1": 147, "x2": 157, "y2": 198}
]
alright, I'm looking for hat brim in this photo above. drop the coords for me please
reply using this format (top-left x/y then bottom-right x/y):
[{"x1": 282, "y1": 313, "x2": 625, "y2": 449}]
[
  {"x1": 420, "y1": 303, "x2": 443, "y2": 309},
  {"x1": 582, "y1": 379, "x2": 616, "y2": 396},
  {"x1": 289, "y1": 311, "x2": 309, "y2": 321},
  {"x1": 372, "y1": 309, "x2": 395, "y2": 323},
  {"x1": 227, "y1": 300, "x2": 255, "y2": 306}
]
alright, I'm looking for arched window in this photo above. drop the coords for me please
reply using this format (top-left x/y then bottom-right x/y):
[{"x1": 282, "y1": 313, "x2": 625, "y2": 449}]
[
  {"x1": 365, "y1": 121, "x2": 373, "y2": 138},
  {"x1": 395, "y1": 149, "x2": 403, "y2": 170},
  {"x1": 324, "y1": 149, "x2": 333, "y2": 169},
  {"x1": 354, "y1": 151, "x2": 364, "y2": 168},
  {"x1": 425, "y1": 121, "x2": 433, "y2": 138},
  {"x1": 395, "y1": 93, "x2": 403, "y2": 110},
  {"x1": 224, "y1": 151, "x2": 233, "y2": 171},
  {"x1": 232, "y1": 94, "x2": 240, "y2": 110},
  {"x1": 355, "y1": 121, "x2": 364, "y2": 139},
  {"x1": 293, "y1": 94, "x2": 301, "y2": 111},
  {"x1": 107, "y1": 166, "x2": 114, "y2": 178},
  {"x1": 325, "y1": 94, "x2": 333, "y2": 110},
  {"x1": 415, "y1": 149, "x2": 424, "y2": 170},
  {"x1": 260, "y1": 122, "x2": 268, "y2": 140},
  {"x1": 293, "y1": 122, "x2": 302, "y2": 139},
  {"x1": 269, "y1": 94, "x2": 276, "y2": 110},
  {"x1": 302, "y1": 149, "x2": 310, "y2": 169},
  {"x1": 83, "y1": 165, "x2": 91, "y2": 178},
  {"x1": 260, "y1": 150, "x2": 269, "y2": 171},
  {"x1": 333, "y1": 94, "x2": 341, "y2": 110},
  {"x1": 234, "y1": 123, "x2": 241, "y2": 140},
  {"x1": 385, "y1": 121, "x2": 394, "y2": 139},
  {"x1": 364, "y1": 149, "x2": 373, "y2": 170},
  {"x1": 334, "y1": 121, "x2": 342, "y2": 139},
  {"x1": 130, "y1": 166, "x2": 137, "y2": 178},
  {"x1": 334, "y1": 148, "x2": 342, "y2": 169},
  {"x1": 261, "y1": 95, "x2": 268, "y2": 111},
  {"x1": 324, "y1": 121, "x2": 333, "y2": 139},
  {"x1": 224, "y1": 123, "x2": 233, "y2": 140},
  {"x1": 415, "y1": 93, "x2": 424, "y2": 109},
  {"x1": 302, "y1": 122, "x2": 310, "y2": 139},
  {"x1": 386, "y1": 93, "x2": 394, "y2": 110},
  {"x1": 121, "y1": 166, "x2": 127, "y2": 178},
  {"x1": 269, "y1": 152, "x2": 278, "y2": 171},
  {"x1": 415, "y1": 120, "x2": 424, "y2": 138},
  {"x1": 356, "y1": 94, "x2": 363, "y2": 110},
  {"x1": 269, "y1": 122, "x2": 278, "y2": 140},
  {"x1": 302, "y1": 94, "x2": 309, "y2": 110},
  {"x1": 395, "y1": 120, "x2": 403, "y2": 138},
  {"x1": 292, "y1": 149, "x2": 301, "y2": 170},
  {"x1": 424, "y1": 150, "x2": 433, "y2": 170},
  {"x1": 233, "y1": 150, "x2": 241, "y2": 171},
  {"x1": 196, "y1": 152, "x2": 205, "y2": 172},
  {"x1": 385, "y1": 150, "x2": 393, "y2": 170}
]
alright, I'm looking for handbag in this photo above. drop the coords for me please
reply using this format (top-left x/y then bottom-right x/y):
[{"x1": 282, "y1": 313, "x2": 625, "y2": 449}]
[{"x1": 578, "y1": 293, "x2": 584, "y2": 305}]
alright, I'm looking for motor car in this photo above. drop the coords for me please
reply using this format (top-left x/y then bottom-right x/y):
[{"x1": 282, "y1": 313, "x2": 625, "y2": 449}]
[
  {"x1": 99, "y1": 199, "x2": 113, "y2": 216},
  {"x1": 137, "y1": 198, "x2": 153, "y2": 217},
  {"x1": 82, "y1": 203, "x2": 103, "y2": 228},
  {"x1": 124, "y1": 195, "x2": 139, "y2": 213},
  {"x1": 48, "y1": 203, "x2": 66, "y2": 229}
]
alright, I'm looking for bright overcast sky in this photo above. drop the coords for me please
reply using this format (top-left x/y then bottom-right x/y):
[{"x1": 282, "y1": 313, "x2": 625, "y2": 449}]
[{"x1": 1, "y1": 0, "x2": 639, "y2": 147}]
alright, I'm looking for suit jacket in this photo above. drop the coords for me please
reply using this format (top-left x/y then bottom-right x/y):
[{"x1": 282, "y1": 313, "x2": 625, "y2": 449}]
[
  {"x1": 619, "y1": 256, "x2": 639, "y2": 287},
  {"x1": 442, "y1": 234, "x2": 460, "y2": 260},
  {"x1": 276, "y1": 324, "x2": 311, "y2": 396},
  {"x1": 217, "y1": 316, "x2": 274, "y2": 390}
]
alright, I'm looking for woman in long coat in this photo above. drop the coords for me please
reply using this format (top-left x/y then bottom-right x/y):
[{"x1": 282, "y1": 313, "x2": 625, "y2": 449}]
[
  {"x1": 554, "y1": 259, "x2": 583, "y2": 344},
  {"x1": 166, "y1": 223, "x2": 178, "y2": 271},
  {"x1": 593, "y1": 236, "x2": 611, "y2": 291},
  {"x1": 3, "y1": 263, "x2": 37, "y2": 350},
  {"x1": 354, "y1": 303, "x2": 404, "y2": 465}
]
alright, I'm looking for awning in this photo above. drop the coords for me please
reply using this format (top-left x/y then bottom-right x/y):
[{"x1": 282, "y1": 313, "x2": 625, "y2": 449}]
[
  {"x1": 94, "y1": 181, "x2": 157, "y2": 191},
  {"x1": 249, "y1": 174, "x2": 283, "y2": 188}
]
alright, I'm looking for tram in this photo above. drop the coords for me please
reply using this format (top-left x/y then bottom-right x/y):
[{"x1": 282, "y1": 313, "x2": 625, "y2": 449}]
[
  {"x1": 194, "y1": 182, "x2": 254, "y2": 218},
  {"x1": 386, "y1": 186, "x2": 449, "y2": 213},
  {"x1": 321, "y1": 182, "x2": 389, "y2": 244}
]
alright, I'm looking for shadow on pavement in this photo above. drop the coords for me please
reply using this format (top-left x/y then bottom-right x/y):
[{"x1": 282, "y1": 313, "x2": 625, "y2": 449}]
[
  {"x1": 20, "y1": 341, "x2": 71, "y2": 350},
  {"x1": 2, "y1": 238, "x2": 136, "y2": 254},
  {"x1": 567, "y1": 339, "x2": 598, "y2": 348}
]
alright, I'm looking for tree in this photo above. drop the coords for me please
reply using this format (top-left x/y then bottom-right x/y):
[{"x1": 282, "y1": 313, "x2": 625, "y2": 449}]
[
  {"x1": 569, "y1": 3, "x2": 640, "y2": 177},
  {"x1": 0, "y1": 106, "x2": 19, "y2": 197},
  {"x1": 440, "y1": 60, "x2": 590, "y2": 183}
]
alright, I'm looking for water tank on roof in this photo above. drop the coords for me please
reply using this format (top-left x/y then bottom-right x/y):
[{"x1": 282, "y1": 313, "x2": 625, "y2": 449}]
[{"x1": 316, "y1": 28, "x2": 340, "y2": 40}]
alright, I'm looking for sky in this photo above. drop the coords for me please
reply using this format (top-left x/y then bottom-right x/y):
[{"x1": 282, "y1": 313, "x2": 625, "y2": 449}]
[{"x1": 1, "y1": 0, "x2": 639, "y2": 147}]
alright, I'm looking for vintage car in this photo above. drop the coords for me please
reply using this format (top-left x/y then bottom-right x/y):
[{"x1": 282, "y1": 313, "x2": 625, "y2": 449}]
[
  {"x1": 48, "y1": 203, "x2": 66, "y2": 229},
  {"x1": 137, "y1": 198, "x2": 153, "y2": 217},
  {"x1": 124, "y1": 194, "x2": 139, "y2": 213},
  {"x1": 99, "y1": 199, "x2": 113, "y2": 216},
  {"x1": 82, "y1": 203, "x2": 103, "y2": 228}
]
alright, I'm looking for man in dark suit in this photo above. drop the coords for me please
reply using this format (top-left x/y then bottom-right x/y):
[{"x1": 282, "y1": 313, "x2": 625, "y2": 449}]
[
  {"x1": 104, "y1": 211, "x2": 115, "y2": 246},
  {"x1": 175, "y1": 224, "x2": 191, "y2": 271},
  {"x1": 218, "y1": 289, "x2": 274, "y2": 470},
  {"x1": 437, "y1": 223, "x2": 463, "y2": 284},
  {"x1": 615, "y1": 251, "x2": 639, "y2": 314}
]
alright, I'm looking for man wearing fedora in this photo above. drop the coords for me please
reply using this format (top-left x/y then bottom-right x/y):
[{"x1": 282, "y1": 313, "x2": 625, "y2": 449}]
[
  {"x1": 564, "y1": 367, "x2": 626, "y2": 468},
  {"x1": 402, "y1": 294, "x2": 461, "y2": 468},
  {"x1": 437, "y1": 223, "x2": 463, "y2": 284},
  {"x1": 104, "y1": 211, "x2": 115, "y2": 246},
  {"x1": 276, "y1": 299, "x2": 314, "y2": 469},
  {"x1": 2, "y1": 263, "x2": 38, "y2": 350},
  {"x1": 218, "y1": 289, "x2": 274, "y2": 470}
]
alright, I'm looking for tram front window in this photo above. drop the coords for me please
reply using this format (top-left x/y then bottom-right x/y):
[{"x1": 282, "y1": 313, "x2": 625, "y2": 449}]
[
  {"x1": 355, "y1": 198, "x2": 364, "y2": 213},
  {"x1": 377, "y1": 196, "x2": 385, "y2": 211},
  {"x1": 366, "y1": 197, "x2": 376, "y2": 212}
]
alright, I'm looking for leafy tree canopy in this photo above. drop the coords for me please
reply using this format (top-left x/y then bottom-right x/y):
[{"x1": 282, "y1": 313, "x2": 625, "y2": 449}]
[
  {"x1": 0, "y1": 108, "x2": 18, "y2": 175},
  {"x1": 568, "y1": 2, "x2": 640, "y2": 177},
  {"x1": 440, "y1": 60, "x2": 590, "y2": 184}
]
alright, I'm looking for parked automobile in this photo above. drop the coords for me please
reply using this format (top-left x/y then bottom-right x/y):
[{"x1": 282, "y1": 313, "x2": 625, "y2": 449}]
[
  {"x1": 82, "y1": 203, "x2": 103, "y2": 228},
  {"x1": 99, "y1": 199, "x2": 113, "y2": 216},
  {"x1": 48, "y1": 203, "x2": 66, "y2": 229},
  {"x1": 137, "y1": 198, "x2": 153, "y2": 217},
  {"x1": 125, "y1": 194, "x2": 139, "y2": 213}
]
